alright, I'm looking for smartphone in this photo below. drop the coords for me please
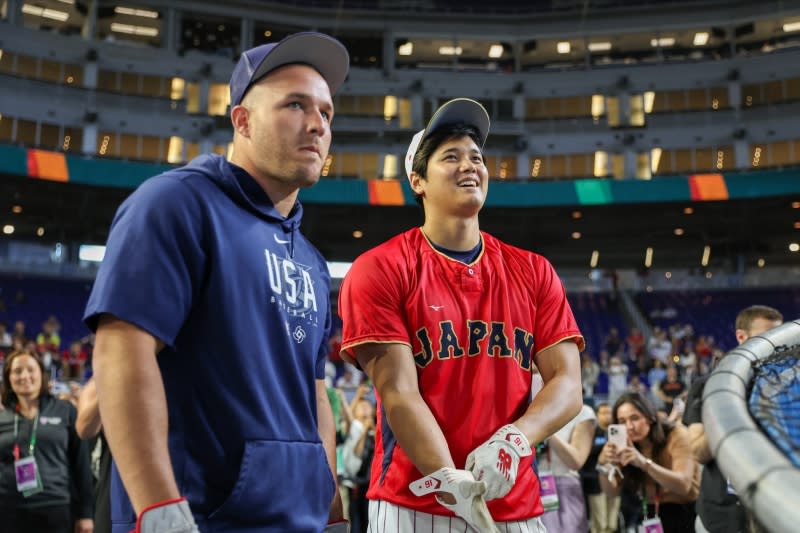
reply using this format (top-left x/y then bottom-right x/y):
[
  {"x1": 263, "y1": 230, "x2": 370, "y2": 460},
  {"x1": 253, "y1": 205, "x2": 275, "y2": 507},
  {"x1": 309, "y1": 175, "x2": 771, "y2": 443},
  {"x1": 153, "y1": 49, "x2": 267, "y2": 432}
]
[
  {"x1": 672, "y1": 398, "x2": 685, "y2": 412},
  {"x1": 607, "y1": 424, "x2": 628, "y2": 448}
]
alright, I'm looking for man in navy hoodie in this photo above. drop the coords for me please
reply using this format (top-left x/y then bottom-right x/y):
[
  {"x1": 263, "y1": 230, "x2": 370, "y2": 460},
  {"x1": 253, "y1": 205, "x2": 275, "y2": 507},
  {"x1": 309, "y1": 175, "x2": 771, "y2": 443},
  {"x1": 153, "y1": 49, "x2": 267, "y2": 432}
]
[{"x1": 84, "y1": 32, "x2": 350, "y2": 533}]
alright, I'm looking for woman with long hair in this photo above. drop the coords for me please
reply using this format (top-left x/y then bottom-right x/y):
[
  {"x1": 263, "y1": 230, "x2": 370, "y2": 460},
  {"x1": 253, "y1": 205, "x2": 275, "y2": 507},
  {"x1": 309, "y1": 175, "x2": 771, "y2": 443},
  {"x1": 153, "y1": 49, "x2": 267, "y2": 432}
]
[
  {"x1": 0, "y1": 349, "x2": 94, "y2": 533},
  {"x1": 597, "y1": 391, "x2": 699, "y2": 533}
]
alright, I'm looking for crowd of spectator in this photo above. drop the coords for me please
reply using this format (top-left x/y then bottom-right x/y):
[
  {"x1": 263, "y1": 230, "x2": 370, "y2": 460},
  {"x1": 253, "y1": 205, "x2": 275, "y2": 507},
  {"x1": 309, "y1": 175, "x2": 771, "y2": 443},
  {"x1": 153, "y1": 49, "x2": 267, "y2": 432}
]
[
  {"x1": 0, "y1": 302, "x2": 785, "y2": 533},
  {"x1": 580, "y1": 323, "x2": 728, "y2": 418}
]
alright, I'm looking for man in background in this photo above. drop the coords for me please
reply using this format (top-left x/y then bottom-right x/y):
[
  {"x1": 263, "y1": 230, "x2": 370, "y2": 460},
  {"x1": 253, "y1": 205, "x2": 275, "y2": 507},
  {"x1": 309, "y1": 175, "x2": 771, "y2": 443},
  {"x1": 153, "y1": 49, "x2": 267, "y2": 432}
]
[{"x1": 683, "y1": 305, "x2": 783, "y2": 533}]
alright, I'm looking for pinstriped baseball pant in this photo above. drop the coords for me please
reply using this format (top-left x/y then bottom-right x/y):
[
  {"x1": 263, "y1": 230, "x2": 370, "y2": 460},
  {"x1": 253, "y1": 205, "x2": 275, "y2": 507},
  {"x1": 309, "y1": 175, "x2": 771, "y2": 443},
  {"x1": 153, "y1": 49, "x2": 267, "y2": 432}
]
[{"x1": 367, "y1": 500, "x2": 547, "y2": 533}]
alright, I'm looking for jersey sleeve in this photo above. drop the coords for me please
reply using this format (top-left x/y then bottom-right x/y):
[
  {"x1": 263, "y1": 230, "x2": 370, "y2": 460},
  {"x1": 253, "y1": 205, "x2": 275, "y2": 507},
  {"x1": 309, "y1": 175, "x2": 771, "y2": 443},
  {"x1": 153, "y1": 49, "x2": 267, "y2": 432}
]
[
  {"x1": 338, "y1": 251, "x2": 409, "y2": 364},
  {"x1": 83, "y1": 175, "x2": 207, "y2": 347},
  {"x1": 532, "y1": 256, "x2": 585, "y2": 355}
]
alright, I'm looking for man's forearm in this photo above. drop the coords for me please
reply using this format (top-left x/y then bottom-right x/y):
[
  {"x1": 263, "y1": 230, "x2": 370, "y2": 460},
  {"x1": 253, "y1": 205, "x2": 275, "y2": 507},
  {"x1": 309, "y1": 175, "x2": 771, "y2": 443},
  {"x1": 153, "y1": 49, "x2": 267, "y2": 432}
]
[
  {"x1": 316, "y1": 380, "x2": 343, "y2": 521},
  {"x1": 382, "y1": 390, "x2": 454, "y2": 474},
  {"x1": 76, "y1": 380, "x2": 103, "y2": 439},
  {"x1": 316, "y1": 381, "x2": 339, "y2": 482},
  {"x1": 515, "y1": 372, "x2": 582, "y2": 446},
  {"x1": 94, "y1": 326, "x2": 179, "y2": 514}
]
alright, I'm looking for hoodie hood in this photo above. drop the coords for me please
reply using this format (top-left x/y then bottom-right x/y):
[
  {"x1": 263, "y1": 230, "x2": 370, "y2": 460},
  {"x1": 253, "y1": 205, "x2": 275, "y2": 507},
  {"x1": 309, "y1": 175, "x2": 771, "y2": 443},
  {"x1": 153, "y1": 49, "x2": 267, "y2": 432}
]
[{"x1": 184, "y1": 154, "x2": 303, "y2": 255}]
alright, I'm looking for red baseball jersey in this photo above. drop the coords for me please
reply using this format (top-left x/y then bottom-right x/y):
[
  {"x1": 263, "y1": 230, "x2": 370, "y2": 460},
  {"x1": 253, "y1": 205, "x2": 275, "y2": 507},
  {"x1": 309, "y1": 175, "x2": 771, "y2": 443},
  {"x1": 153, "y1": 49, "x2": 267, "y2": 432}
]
[{"x1": 339, "y1": 227, "x2": 584, "y2": 521}]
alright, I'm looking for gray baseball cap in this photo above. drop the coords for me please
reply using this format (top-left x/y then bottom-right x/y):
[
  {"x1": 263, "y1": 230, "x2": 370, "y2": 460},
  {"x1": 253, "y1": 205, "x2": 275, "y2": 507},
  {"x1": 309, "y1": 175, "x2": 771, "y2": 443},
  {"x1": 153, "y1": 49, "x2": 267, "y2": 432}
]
[{"x1": 404, "y1": 98, "x2": 490, "y2": 181}]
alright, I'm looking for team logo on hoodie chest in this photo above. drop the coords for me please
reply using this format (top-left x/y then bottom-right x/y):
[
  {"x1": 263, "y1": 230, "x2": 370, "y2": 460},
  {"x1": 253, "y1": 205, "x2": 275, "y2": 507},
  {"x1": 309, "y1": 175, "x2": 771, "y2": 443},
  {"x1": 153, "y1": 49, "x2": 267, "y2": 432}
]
[{"x1": 264, "y1": 249, "x2": 318, "y2": 319}]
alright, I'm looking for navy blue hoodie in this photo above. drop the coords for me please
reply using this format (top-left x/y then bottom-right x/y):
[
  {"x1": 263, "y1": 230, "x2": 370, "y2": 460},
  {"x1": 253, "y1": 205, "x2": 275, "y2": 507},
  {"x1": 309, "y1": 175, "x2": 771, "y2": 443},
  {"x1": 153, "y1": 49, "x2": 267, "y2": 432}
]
[{"x1": 85, "y1": 154, "x2": 334, "y2": 532}]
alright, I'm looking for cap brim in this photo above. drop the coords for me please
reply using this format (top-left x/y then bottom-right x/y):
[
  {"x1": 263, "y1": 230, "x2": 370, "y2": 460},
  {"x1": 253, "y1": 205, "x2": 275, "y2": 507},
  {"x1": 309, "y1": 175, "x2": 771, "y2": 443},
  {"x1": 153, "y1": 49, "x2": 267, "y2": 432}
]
[{"x1": 251, "y1": 32, "x2": 349, "y2": 95}]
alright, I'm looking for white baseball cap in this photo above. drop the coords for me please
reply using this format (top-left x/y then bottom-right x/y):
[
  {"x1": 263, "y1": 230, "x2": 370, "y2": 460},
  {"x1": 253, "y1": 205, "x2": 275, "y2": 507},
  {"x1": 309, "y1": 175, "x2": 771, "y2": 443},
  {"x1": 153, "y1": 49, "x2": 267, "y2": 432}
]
[{"x1": 404, "y1": 98, "x2": 490, "y2": 182}]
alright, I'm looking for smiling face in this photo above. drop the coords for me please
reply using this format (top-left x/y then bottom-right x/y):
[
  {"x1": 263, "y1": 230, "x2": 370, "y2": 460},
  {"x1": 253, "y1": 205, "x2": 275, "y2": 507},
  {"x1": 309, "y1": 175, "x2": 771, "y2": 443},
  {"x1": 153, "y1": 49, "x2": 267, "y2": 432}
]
[
  {"x1": 615, "y1": 401, "x2": 653, "y2": 444},
  {"x1": 8, "y1": 354, "x2": 43, "y2": 401},
  {"x1": 410, "y1": 133, "x2": 488, "y2": 219}
]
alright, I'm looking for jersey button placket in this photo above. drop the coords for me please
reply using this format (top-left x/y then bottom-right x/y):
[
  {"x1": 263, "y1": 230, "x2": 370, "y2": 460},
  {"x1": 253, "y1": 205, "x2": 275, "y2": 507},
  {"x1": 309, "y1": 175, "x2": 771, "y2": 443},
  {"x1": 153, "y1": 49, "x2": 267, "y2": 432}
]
[{"x1": 461, "y1": 266, "x2": 481, "y2": 292}]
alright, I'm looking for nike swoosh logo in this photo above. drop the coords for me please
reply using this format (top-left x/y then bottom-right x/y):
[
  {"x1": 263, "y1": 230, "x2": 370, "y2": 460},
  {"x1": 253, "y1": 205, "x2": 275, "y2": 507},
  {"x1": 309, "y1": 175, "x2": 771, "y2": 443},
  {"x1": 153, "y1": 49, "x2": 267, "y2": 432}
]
[
  {"x1": 274, "y1": 234, "x2": 290, "y2": 244},
  {"x1": 429, "y1": 305, "x2": 444, "y2": 311}
]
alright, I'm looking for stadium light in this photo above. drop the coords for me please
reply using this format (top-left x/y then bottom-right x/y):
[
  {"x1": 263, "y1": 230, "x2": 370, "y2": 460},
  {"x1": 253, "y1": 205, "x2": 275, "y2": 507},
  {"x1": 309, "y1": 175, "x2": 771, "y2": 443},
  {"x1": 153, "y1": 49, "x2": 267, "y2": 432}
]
[
  {"x1": 651, "y1": 37, "x2": 676, "y2": 47},
  {"x1": 438, "y1": 46, "x2": 462, "y2": 56},
  {"x1": 114, "y1": 7, "x2": 159, "y2": 18},
  {"x1": 644, "y1": 247, "x2": 653, "y2": 268},
  {"x1": 557, "y1": 42, "x2": 571, "y2": 54},
  {"x1": 588, "y1": 42, "x2": 612, "y2": 52},
  {"x1": 397, "y1": 42, "x2": 413, "y2": 56},
  {"x1": 693, "y1": 32, "x2": 709, "y2": 46},
  {"x1": 488, "y1": 44, "x2": 504, "y2": 58},
  {"x1": 590, "y1": 250, "x2": 599, "y2": 268},
  {"x1": 593, "y1": 151, "x2": 608, "y2": 177},
  {"x1": 783, "y1": 21, "x2": 800, "y2": 32},
  {"x1": 111, "y1": 23, "x2": 159, "y2": 37},
  {"x1": 79, "y1": 245, "x2": 106, "y2": 262},
  {"x1": 650, "y1": 148, "x2": 662, "y2": 173},
  {"x1": 701, "y1": 245, "x2": 711, "y2": 266},
  {"x1": 22, "y1": 4, "x2": 69, "y2": 21}
]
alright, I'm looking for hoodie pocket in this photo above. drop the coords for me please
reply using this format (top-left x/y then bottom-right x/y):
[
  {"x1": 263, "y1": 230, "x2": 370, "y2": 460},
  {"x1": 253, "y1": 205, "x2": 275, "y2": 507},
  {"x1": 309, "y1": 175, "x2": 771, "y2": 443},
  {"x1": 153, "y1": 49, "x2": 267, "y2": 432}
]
[{"x1": 209, "y1": 439, "x2": 335, "y2": 527}]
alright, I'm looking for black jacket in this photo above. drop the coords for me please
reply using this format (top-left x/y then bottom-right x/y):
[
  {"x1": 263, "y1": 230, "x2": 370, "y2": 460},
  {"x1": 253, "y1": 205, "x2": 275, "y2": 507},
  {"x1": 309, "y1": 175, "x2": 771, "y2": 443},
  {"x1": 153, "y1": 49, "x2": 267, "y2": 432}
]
[
  {"x1": 0, "y1": 395, "x2": 94, "y2": 518},
  {"x1": 683, "y1": 376, "x2": 747, "y2": 533}
]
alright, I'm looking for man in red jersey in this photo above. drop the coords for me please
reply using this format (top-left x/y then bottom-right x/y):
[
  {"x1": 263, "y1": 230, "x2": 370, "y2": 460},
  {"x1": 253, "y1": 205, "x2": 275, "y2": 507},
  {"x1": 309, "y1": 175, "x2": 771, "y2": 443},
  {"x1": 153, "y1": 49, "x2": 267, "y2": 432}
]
[{"x1": 338, "y1": 98, "x2": 584, "y2": 532}]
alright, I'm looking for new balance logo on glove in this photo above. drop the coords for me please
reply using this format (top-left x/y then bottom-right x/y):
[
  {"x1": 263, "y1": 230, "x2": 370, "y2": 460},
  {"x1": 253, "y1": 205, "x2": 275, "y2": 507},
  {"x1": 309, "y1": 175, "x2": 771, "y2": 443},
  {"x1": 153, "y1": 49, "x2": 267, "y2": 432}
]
[{"x1": 465, "y1": 424, "x2": 532, "y2": 501}]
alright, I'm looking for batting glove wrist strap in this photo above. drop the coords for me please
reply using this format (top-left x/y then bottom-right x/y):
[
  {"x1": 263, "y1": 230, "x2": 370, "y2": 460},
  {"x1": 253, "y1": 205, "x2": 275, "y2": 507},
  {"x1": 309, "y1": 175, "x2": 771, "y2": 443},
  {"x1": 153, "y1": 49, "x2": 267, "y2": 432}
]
[
  {"x1": 487, "y1": 424, "x2": 532, "y2": 457},
  {"x1": 409, "y1": 467, "x2": 499, "y2": 533},
  {"x1": 134, "y1": 497, "x2": 200, "y2": 533},
  {"x1": 465, "y1": 424, "x2": 532, "y2": 501}
]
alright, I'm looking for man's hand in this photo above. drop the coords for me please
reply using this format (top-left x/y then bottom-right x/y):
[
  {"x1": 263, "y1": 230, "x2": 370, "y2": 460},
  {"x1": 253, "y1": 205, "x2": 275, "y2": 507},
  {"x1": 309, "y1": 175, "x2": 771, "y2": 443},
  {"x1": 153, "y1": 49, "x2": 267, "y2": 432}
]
[
  {"x1": 74, "y1": 518, "x2": 93, "y2": 533},
  {"x1": 410, "y1": 467, "x2": 499, "y2": 533},
  {"x1": 135, "y1": 498, "x2": 199, "y2": 533},
  {"x1": 465, "y1": 424, "x2": 532, "y2": 500}
]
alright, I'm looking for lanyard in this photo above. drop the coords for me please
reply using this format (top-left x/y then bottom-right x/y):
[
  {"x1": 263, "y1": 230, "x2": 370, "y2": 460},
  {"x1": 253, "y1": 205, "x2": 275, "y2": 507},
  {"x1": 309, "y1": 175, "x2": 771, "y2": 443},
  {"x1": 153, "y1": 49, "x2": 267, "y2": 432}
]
[
  {"x1": 640, "y1": 488, "x2": 661, "y2": 518},
  {"x1": 13, "y1": 411, "x2": 39, "y2": 461}
]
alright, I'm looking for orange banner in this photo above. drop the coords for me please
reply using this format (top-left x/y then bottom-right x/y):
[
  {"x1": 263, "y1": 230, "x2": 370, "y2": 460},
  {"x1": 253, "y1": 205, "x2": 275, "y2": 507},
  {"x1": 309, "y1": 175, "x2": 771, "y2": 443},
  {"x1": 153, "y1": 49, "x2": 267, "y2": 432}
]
[
  {"x1": 367, "y1": 179, "x2": 405, "y2": 206},
  {"x1": 688, "y1": 173, "x2": 729, "y2": 201},
  {"x1": 27, "y1": 149, "x2": 69, "y2": 182}
]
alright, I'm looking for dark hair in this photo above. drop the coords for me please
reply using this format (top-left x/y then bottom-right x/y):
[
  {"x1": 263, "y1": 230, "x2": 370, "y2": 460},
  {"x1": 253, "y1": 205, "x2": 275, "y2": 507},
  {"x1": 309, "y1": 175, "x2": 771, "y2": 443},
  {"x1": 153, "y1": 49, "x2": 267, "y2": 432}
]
[
  {"x1": 612, "y1": 392, "x2": 675, "y2": 492},
  {"x1": 410, "y1": 123, "x2": 483, "y2": 208},
  {"x1": 1, "y1": 350, "x2": 50, "y2": 407}
]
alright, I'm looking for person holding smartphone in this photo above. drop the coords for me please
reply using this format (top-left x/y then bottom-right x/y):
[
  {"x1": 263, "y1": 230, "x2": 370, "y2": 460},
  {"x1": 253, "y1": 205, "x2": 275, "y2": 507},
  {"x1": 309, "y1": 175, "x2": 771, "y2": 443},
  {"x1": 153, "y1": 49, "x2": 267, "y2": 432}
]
[{"x1": 597, "y1": 392, "x2": 700, "y2": 533}]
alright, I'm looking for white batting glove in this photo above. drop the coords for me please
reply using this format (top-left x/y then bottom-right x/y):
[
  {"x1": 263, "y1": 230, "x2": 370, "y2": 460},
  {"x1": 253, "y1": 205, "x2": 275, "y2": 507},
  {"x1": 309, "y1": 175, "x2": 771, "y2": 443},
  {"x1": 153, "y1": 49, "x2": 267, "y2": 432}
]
[
  {"x1": 135, "y1": 498, "x2": 200, "y2": 533},
  {"x1": 410, "y1": 467, "x2": 499, "y2": 533},
  {"x1": 465, "y1": 424, "x2": 532, "y2": 501}
]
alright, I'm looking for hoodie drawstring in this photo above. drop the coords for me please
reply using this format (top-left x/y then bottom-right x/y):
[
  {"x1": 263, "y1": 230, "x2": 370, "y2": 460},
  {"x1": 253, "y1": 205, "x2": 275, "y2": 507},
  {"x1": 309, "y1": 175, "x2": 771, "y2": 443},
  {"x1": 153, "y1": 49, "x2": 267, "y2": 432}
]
[{"x1": 282, "y1": 221, "x2": 297, "y2": 258}]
